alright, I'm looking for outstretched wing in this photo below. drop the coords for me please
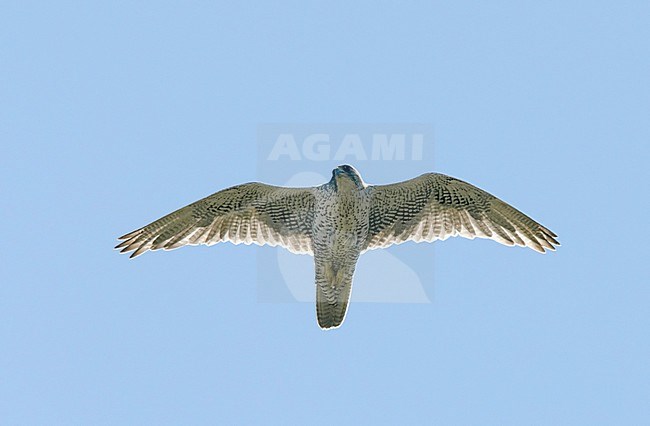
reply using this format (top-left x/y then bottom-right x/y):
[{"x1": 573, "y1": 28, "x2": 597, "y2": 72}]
[
  {"x1": 364, "y1": 173, "x2": 559, "y2": 253},
  {"x1": 116, "y1": 183, "x2": 316, "y2": 257}
]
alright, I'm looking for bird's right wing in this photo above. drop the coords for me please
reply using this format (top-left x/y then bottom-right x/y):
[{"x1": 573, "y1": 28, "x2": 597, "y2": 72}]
[
  {"x1": 116, "y1": 183, "x2": 316, "y2": 257},
  {"x1": 364, "y1": 173, "x2": 559, "y2": 253}
]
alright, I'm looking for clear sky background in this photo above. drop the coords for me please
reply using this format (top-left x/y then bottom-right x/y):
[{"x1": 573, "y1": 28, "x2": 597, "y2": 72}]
[{"x1": 2, "y1": 2, "x2": 649, "y2": 425}]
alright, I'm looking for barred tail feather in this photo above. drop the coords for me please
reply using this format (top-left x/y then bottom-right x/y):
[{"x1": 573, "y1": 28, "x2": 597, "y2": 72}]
[{"x1": 315, "y1": 259, "x2": 356, "y2": 330}]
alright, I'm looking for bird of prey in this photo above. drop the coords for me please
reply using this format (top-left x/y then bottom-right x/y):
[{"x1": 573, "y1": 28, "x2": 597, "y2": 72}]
[{"x1": 116, "y1": 165, "x2": 559, "y2": 330}]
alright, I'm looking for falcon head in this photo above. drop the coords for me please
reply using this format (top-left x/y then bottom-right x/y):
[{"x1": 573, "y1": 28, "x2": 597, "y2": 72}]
[{"x1": 332, "y1": 165, "x2": 366, "y2": 190}]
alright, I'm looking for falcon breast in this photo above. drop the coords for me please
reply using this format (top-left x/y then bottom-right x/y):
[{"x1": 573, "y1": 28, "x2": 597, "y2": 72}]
[{"x1": 116, "y1": 165, "x2": 559, "y2": 330}]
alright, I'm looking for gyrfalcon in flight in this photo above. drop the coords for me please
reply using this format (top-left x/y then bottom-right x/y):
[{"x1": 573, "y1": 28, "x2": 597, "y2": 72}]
[{"x1": 116, "y1": 165, "x2": 559, "y2": 329}]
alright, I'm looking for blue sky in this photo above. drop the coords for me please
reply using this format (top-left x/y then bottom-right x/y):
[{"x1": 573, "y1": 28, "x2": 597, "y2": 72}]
[{"x1": 2, "y1": 1, "x2": 649, "y2": 424}]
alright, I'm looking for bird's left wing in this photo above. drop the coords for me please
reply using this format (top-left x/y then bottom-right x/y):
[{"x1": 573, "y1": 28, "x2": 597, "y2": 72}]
[
  {"x1": 116, "y1": 183, "x2": 315, "y2": 257},
  {"x1": 364, "y1": 173, "x2": 559, "y2": 253}
]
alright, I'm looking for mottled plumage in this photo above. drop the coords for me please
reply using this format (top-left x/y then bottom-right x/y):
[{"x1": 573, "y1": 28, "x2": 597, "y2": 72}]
[{"x1": 116, "y1": 165, "x2": 559, "y2": 329}]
